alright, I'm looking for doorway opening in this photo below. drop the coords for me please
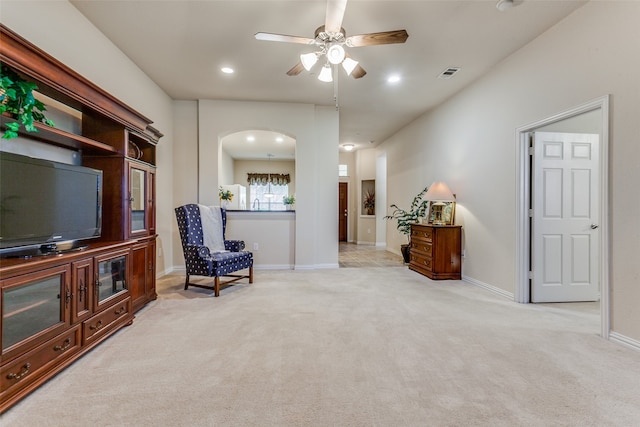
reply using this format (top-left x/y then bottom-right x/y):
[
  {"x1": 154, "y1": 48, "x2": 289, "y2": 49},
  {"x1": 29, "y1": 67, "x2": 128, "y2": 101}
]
[
  {"x1": 339, "y1": 182, "x2": 348, "y2": 242},
  {"x1": 515, "y1": 96, "x2": 610, "y2": 338}
]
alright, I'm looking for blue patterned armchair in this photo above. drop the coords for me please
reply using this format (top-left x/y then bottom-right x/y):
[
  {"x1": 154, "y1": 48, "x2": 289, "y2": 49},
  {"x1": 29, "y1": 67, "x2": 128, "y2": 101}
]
[{"x1": 175, "y1": 204, "x2": 253, "y2": 297}]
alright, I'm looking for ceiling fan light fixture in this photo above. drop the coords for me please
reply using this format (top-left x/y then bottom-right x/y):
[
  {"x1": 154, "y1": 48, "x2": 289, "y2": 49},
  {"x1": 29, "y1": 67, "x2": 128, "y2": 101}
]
[
  {"x1": 496, "y1": 0, "x2": 521, "y2": 12},
  {"x1": 318, "y1": 64, "x2": 333, "y2": 83},
  {"x1": 300, "y1": 52, "x2": 319, "y2": 71},
  {"x1": 341, "y1": 57, "x2": 359, "y2": 76},
  {"x1": 326, "y1": 43, "x2": 346, "y2": 65}
]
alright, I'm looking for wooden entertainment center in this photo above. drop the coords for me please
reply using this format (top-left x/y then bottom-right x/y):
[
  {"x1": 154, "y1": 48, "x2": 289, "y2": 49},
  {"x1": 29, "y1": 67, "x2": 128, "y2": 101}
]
[{"x1": 0, "y1": 25, "x2": 162, "y2": 412}]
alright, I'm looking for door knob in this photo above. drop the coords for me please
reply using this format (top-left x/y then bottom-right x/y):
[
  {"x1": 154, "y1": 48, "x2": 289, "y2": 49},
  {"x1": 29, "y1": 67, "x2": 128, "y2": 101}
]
[{"x1": 590, "y1": 224, "x2": 599, "y2": 229}]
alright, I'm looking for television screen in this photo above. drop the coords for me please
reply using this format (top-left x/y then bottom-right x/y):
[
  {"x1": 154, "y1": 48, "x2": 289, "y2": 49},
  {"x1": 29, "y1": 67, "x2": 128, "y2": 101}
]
[{"x1": 0, "y1": 151, "x2": 102, "y2": 255}]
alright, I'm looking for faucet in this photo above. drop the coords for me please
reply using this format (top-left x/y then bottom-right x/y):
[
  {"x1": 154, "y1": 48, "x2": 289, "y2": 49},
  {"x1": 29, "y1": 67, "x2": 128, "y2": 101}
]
[{"x1": 252, "y1": 198, "x2": 260, "y2": 210}]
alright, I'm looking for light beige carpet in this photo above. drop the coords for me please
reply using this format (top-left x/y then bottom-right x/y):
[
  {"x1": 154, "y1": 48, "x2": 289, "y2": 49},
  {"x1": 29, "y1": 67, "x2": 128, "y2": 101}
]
[{"x1": 2, "y1": 267, "x2": 639, "y2": 426}]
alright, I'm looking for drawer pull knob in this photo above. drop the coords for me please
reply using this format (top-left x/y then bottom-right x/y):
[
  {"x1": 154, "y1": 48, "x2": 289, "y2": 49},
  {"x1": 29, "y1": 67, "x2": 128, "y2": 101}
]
[
  {"x1": 90, "y1": 320, "x2": 103, "y2": 331},
  {"x1": 6, "y1": 363, "x2": 31, "y2": 381},
  {"x1": 114, "y1": 306, "x2": 126, "y2": 315},
  {"x1": 53, "y1": 338, "x2": 72, "y2": 352}
]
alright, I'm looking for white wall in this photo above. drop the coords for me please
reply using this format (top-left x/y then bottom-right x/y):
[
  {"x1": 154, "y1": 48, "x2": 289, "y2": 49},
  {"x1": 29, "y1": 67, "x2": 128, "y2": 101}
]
[
  {"x1": 356, "y1": 149, "x2": 377, "y2": 244},
  {"x1": 219, "y1": 149, "x2": 235, "y2": 187},
  {"x1": 225, "y1": 212, "x2": 295, "y2": 269},
  {"x1": 380, "y1": 1, "x2": 640, "y2": 342},
  {"x1": 2, "y1": 0, "x2": 175, "y2": 275},
  {"x1": 172, "y1": 100, "x2": 199, "y2": 268},
  {"x1": 197, "y1": 100, "x2": 339, "y2": 269}
]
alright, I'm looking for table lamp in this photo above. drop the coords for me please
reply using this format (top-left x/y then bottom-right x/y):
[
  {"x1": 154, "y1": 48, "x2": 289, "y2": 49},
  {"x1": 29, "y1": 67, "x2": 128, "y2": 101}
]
[{"x1": 424, "y1": 181, "x2": 455, "y2": 225}]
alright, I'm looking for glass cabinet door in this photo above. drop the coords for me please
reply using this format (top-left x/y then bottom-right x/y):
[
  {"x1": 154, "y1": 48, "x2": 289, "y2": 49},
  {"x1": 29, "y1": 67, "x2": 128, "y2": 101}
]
[
  {"x1": 129, "y1": 165, "x2": 147, "y2": 235},
  {"x1": 1, "y1": 266, "x2": 70, "y2": 352},
  {"x1": 95, "y1": 252, "x2": 129, "y2": 308}
]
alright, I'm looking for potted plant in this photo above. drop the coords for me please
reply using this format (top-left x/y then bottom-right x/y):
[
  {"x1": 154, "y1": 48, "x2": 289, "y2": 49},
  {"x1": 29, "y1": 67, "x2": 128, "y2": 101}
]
[
  {"x1": 283, "y1": 195, "x2": 295, "y2": 210},
  {"x1": 1, "y1": 64, "x2": 55, "y2": 139},
  {"x1": 384, "y1": 186, "x2": 430, "y2": 263},
  {"x1": 363, "y1": 190, "x2": 375, "y2": 215},
  {"x1": 218, "y1": 187, "x2": 233, "y2": 209}
]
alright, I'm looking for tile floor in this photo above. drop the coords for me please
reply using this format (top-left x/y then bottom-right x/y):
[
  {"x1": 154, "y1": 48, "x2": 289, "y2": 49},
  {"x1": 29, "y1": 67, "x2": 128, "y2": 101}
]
[{"x1": 338, "y1": 242, "x2": 404, "y2": 268}]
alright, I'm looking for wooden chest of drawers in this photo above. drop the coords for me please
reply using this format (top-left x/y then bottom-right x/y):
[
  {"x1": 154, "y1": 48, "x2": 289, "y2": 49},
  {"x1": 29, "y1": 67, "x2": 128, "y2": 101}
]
[{"x1": 409, "y1": 224, "x2": 462, "y2": 280}]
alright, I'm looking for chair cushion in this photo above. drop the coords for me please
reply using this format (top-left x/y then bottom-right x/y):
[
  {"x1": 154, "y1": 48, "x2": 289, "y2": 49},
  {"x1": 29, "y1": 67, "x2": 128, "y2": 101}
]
[{"x1": 210, "y1": 251, "x2": 253, "y2": 276}]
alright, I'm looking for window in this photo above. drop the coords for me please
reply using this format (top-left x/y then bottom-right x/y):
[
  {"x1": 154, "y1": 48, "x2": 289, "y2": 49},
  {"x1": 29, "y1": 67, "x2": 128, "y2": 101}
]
[
  {"x1": 338, "y1": 164, "x2": 348, "y2": 177},
  {"x1": 249, "y1": 184, "x2": 289, "y2": 210}
]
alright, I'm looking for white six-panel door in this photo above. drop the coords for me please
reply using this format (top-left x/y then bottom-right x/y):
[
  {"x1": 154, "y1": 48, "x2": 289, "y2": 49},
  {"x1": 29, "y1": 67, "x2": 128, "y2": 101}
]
[{"x1": 532, "y1": 132, "x2": 600, "y2": 302}]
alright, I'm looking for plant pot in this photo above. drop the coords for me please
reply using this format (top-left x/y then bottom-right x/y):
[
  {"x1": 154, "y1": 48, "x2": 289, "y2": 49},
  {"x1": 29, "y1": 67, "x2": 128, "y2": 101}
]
[{"x1": 400, "y1": 244, "x2": 411, "y2": 264}]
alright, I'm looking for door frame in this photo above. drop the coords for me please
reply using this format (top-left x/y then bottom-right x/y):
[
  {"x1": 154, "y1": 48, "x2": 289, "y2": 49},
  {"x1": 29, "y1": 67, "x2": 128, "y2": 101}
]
[{"x1": 515, "y1": 95, "x2": 610, "y2": 338}]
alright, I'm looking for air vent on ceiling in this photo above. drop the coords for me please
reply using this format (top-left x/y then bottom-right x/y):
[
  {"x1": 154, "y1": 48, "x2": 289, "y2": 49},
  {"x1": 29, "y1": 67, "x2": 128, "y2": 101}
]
[{"x1": 438, "y1": 67, "x2": 460, "y2": 79}]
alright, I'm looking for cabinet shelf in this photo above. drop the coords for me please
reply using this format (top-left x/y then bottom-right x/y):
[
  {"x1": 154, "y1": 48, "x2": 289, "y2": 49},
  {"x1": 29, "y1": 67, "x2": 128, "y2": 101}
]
[{"x1": 1, "y1": 116, "x2": 118, "y2": 156}]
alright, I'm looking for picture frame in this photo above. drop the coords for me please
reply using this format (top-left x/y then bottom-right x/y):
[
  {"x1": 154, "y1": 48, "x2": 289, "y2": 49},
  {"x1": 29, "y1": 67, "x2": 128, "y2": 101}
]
[{"x1": 426, "y1": 201, "x2": 456, "y2": 225}]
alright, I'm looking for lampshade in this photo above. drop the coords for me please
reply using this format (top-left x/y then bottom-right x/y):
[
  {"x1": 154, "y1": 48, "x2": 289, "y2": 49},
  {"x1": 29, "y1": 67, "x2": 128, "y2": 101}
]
[
  {"x1": 318, "y1": 64, "x2": 333, "y2": 82},
  {"x1": 326, "y1": 44, "x2": 346, "y2": 65},
  {"x1": 300, "y1": 52, "x2": 318, "y2": 71},
  {"x1": 424, "y1": 181, "x2": 455, "y2": 201},
  {"x1": 341, "y1": 57, "x2": 359, "y2": 76}
]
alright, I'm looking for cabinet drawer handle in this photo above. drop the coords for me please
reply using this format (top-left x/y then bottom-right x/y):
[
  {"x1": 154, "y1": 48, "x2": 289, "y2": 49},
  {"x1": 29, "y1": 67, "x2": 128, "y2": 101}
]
[
  {"x1": 65, "y1": 288, "x2": 73, "y2": 307},
  {"x1": 89, "y1": 320, "x2": 103, "y2": 331},
  {"x1": 54, "y1": 338, "x2": 72, "y2": 352},
  {"x1": 6, "y1": 363, "x2": 31, "y2": 381},
  {"x1": 114, "y1": 306, "x2": 126, "y2": 315},
  {"x1": 79, "y1": 280, "x2": 86, "y2": 302}
]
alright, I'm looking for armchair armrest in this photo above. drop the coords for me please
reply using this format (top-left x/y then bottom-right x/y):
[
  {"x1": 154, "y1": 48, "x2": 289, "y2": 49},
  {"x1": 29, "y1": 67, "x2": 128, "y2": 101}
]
[
  {"x1": 185, "y1": 244, "x2": 211, "y2": 258},
  {"x1": 225, "y1": 240, "x2": 246, "y2": 252}
]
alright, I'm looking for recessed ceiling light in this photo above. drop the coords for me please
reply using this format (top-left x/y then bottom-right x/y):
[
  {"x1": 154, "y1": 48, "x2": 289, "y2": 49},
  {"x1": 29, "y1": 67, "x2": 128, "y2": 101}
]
[
  {"x1": 246, "y1": 135, "x2": 255, "y2": 142},
  {"x1": 221, "y1": 67, "x2": 234, "y2": 74},
  {"x1": 343, "y1": 143, "x2": 355, "y2": 151},
  {"x1": 275, "y1": 136, "x2": 284, "y2": 143},
  {"x1": 387, "y1": 74, "x2": 401, "y2": 84}
]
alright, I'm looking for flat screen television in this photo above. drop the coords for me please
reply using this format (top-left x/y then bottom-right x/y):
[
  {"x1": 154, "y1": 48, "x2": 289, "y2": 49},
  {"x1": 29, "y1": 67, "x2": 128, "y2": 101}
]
[{"x1": 0, "y1": 151, "x2": 103, "y2": 257}]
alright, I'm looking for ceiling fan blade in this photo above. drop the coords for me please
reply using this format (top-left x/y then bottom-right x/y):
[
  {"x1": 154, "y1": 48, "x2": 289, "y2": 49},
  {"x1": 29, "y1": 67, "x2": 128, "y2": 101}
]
[
  {"x1": 325, "y1": 0, "x2": 348, "y2": 34},
  {"x1": 350, "y1": 64, "x2": 367, "y2": 79},
  {"x1": 286, "y1": 61, "x2": 305, "y2": 76},
  {"x1": 255, "y1": 32, "x2": 315, "y2": 45},
  {"x1": 346, "y1": 30, "x2": 409, "y2": 47}
]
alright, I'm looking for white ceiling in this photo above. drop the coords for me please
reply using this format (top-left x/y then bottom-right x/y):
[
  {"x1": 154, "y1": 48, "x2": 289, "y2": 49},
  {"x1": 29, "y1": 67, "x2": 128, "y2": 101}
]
[
  {"x1": 70, "y1": 0, "x2": 586, "y2": 156},
  {"x1": 221, "y1": 130, "x2": 296, "y2": 160}
]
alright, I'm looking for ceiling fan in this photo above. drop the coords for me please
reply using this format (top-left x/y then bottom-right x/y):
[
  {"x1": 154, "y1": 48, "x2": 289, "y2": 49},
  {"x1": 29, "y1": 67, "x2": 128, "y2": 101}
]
[{"x1": 254, "y1": 0, "x2": 409, "y2": 82}]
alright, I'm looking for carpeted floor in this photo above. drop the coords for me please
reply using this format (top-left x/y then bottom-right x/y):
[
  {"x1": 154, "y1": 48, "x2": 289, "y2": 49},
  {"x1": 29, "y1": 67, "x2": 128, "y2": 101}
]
[{"x1": 2, "y1": 267, "x2": 639, "y2": 426}]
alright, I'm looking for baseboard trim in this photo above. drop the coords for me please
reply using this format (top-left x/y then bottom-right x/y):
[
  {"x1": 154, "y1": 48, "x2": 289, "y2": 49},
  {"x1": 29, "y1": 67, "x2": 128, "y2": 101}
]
[
  {"x1": 609, "y1": 331, "x2": 640, "y2": 352},
  {"x1": 462, "y1": 275, "x2": 514, "y2": 300}
]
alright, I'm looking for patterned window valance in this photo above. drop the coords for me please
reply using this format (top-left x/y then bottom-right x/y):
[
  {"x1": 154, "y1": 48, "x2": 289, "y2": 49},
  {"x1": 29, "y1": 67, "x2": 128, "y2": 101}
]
[{"x1": 247, "y1": 173, "x2": 291, "y2": 185}]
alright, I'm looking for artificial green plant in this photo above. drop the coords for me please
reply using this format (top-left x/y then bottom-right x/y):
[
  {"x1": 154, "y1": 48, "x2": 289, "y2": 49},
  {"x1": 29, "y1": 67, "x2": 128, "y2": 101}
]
[{"x1": 1, "y1": 64, "x2": 55, "y2": 139}]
